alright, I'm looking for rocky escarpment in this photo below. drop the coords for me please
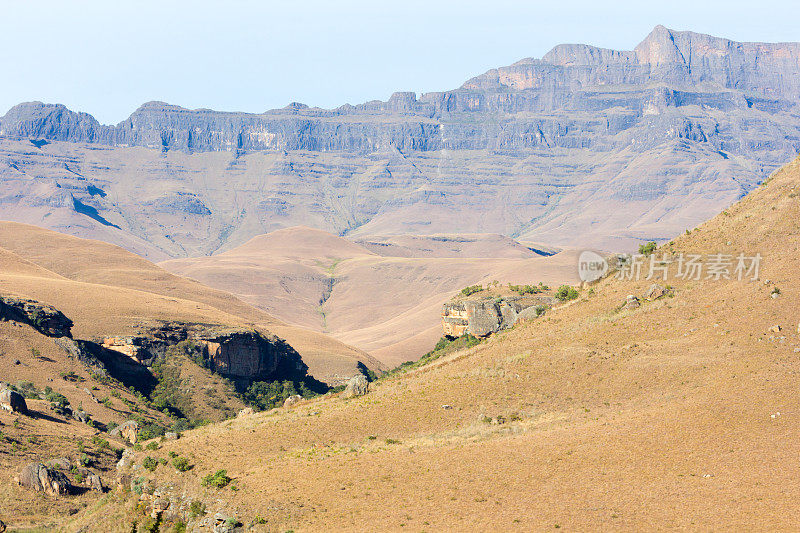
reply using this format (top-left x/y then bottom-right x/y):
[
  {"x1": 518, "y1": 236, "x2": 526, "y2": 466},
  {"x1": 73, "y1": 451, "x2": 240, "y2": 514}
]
[
  {"x1": 0, "y1": 295, "x2": 73, "y2": 337},
  {"x1": 1, "y1": 27, "x2": 798, "y2": 155},
  {"x1": 99, "y1": 321, "x2": 307, "y2": 385},
  {"x1": 0, "y1": 26, "x2": 799, "y2": 254}
]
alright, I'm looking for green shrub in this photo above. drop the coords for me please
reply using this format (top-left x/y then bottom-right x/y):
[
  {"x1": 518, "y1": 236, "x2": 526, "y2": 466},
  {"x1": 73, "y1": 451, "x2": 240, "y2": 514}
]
[
  {"x1": 555, "y1": 285, "x2": 579, "y2": 302},
  {"x1": 131, "y1": 477, "x2": 146, "y2": 495},
  {"x1": 172, "y1": 456, "x2": 193, "y2": 472},
  {"x1": 201, "y1": 469, "x2": 231, "y2": 489},
  {"x1": 145, "y1": 441, "x2": 159, "y2": 451},
  {"x1": 243, "y1": 379, "x2": 319, "y2": 411},
  {"x1": 638, "y1": 241, "x2": 657, "y2": 256},
  {"x1": 460, "y1": 284, "x2": 483, "y2": 297},
  {"x1": 142, "y1": 456, "x2": 158, "y2": 472},
  {"x1": 507, "y1": 282, "x2": 546, "y2": 295}
]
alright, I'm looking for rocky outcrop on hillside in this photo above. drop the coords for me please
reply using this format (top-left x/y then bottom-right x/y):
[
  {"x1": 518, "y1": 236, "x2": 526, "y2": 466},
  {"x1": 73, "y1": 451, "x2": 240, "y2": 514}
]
[
  {"x1": 0, "y1": 295, "x2": 73, "y2": 337},
  {"x1": 442, "y1": 295, "x2": 556, "y2": 338},
  {"x1": 16, "y1": 463, "x2": 72, "y2": 496},
  {"x1": 0, "y1": 385, "x2": 26, "y2": 413},
  {"x1": 0, "y1": 27, "x2": 799, "y2": 253},
  {"x1": 99, "y1": 321, "x2": 307, "y2": 384}
]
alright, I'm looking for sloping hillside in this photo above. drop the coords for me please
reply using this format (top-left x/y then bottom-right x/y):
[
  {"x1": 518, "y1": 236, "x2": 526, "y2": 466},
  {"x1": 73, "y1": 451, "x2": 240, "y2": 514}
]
[
  {"x1": 161, "y1": 227, "x2": 579, "y2": 365},
  {"x1": 0, "y1": 222, "x2": 381, "y2": 382},
  {"x1": 67, "y1": 156, "x2": 800, "y2": 531}
]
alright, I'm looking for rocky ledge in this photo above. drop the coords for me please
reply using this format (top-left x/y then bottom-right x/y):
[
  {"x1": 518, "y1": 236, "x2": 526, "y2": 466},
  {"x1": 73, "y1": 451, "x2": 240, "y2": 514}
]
[
  {"x1": 442, "y1": 295, "x2": 556, "y2": 338},
  {"x1": 99, "y1": 321, "x2": 307, "y2": 385},
  {"x1": 0, "y1": 295, "x2": 73, "y2": 337}
]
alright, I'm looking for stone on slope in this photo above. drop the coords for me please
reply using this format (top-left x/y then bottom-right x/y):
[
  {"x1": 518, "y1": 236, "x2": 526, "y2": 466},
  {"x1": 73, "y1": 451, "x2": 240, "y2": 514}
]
[
  {"x1": 16, "y1": 463, "x2": 72, "y2": 495},
  {"x1": 283, "y1": 395, "x2": 302, "y2": 408},
  {"x1": 644, "y1": 283, "x2": 667, "y2": 301},
  {"x1": 110, "y1": 420, "x2": 139, "y2": 444},
  {"x1": 0, "y1": 386, "x2": 26, "y2": 413},
  {"x1": 343, "y1": 375, "x2": 369, "y2": 399}
]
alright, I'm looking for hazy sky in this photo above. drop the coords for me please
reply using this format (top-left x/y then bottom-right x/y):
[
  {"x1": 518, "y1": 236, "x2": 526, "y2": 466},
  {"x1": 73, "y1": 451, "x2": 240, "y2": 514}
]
[{"x1": 1, "y1": 0, "x2": 797, "y2": 124}]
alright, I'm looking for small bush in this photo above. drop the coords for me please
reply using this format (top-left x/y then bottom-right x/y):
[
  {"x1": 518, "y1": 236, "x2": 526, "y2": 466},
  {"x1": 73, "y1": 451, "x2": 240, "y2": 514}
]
[
  {"x1": 201, "y1": 469, "x2": 231, "y2": 489},
  {"x1": 145, "y1": 441, "x2": 159, "y2": 451},
  {"x1": 131, "y1": 477, "x2": 147, "y2": 495},
  {"x1": 460, "y1": 284, "x2": 483, "y2": 297},
  {"x1": 555, "y1": 285, "x2": 579, "y2": 302},
  {"x1": 142, "y1": 456, "x2": 159, "y2": 472},
  {"x1": 189, "y1": 500, "x2": 206, "y2": 517},
  {"x1": 638, "y1": 241, "x2": 657, "y2": 256},
  {"x1": 91, "y1": 436, "x2": 111, "y2": 450},
  {"x1": 172, "y1": 456, "x2": 193, "y2": 472}
]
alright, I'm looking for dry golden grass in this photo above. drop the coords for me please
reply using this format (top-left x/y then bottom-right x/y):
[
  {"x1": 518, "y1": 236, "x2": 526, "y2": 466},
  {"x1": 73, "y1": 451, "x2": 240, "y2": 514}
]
[
  {"x1": 0, "y1": 222, "x2": 382, "y2": 381},
  {"x1": 65, "y1": 156, "x2": 800, "y2": 531},
  {"x1": 161, "y1": 226, "x2": 580, "y2": 366}
]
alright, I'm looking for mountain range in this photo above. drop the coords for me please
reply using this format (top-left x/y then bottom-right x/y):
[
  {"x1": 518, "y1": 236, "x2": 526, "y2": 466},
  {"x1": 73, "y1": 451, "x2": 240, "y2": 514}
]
[{"x1": 1, "y1": 25, "x2": 798, "y2": 259}]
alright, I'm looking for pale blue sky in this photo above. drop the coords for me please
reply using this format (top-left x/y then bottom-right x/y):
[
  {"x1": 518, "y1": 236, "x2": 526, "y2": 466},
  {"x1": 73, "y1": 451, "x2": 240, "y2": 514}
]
[{"x1": 1, "y1": 0, "x2": 797, "y2": 124}]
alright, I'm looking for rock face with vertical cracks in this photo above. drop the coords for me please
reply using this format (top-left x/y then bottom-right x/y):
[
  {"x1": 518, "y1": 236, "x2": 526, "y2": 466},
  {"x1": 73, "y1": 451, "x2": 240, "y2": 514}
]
[
  {"x1": 442, "y1": 296, "x2": 557, "y2": 338},
  {"x1": 99, "y1": 322, "x2": 307, "y2": 385},
  {"x1": 1, "y1": 26, "x2": 800, "y2": 254}
]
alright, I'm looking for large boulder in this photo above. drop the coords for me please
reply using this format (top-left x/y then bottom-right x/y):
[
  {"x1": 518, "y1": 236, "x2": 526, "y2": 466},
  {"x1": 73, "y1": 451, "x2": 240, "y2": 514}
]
[
  {"x1": 16, "y1": 463, "x2": 72, "y2": 495},
  {"x1": 622, "y1": 295, "x2": 641, "y2": 310},
  {"x1": 644, "y1": 283, "x2": 667, "y2": 301},
  {"x1": 116, "y1": 449, "x2": 135, "y2": 470},
  {"x1": 86, "y1": 473, "x2": 104, "y2": 492},
  {"x1": 110, "y1": 420, "x2": 139, "y2": 444},
  {"x1": 0, "y1": 387, "x2": 26, "y2": 413},
  {"x1": 236, "y1": 407, "x2": 254, "y2": 418},
  {"x1": 283, "y1": 395, "x2": 302, "y2": 408},
  {"x1": 342, "y1": 375, "x2": 369, "y2": 399}
]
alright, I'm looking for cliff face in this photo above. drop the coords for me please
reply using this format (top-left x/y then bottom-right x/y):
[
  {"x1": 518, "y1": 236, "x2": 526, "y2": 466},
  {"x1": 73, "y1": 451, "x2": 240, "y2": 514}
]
[
  {"x1": 0, "y1": 26, "x2": 799, "y2": 254},
  {"x1": 442, "y1": 296, "x2": 556, "y2": 338},
  {"x1": 99, "y1": 322, "x2": 306, "y2": 384}
]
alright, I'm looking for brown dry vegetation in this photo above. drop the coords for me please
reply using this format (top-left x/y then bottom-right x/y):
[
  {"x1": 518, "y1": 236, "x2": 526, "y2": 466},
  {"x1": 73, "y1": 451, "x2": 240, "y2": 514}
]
[
  {"x1": 161, "y1": 227, "x2": 579, "y2": 366},
  {"x1": 56, "y1": 156, "x2": 800, "y2": 531},
  {"x1": 0, "y1": 222, "x2": 382, "y2": 382}
]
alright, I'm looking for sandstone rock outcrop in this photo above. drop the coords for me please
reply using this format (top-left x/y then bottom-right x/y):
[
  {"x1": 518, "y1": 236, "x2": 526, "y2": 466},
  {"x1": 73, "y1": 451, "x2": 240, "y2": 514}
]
[
  {"x1": 99, "y1": 322, "x2": 306, "y2": 385},
  {"x1": 110, "y1": 420, "x2": 139, "y2": 444},
  {"x1": 16, "y1": 463, "x2": 72, "y2": 495},
  {"x1": 0, "y1": 295, "x2": 73, "y2": 337},
  {"x1": 442, "y1": 296, "x2": 554, "y2": 338},
  {"x1": 0, "y1": 386, "x2": 26, "y2": 413}
]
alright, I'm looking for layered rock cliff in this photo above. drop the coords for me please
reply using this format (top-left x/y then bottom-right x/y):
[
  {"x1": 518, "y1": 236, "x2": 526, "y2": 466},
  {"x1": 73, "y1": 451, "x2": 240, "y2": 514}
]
[{"x1": 0, "y1": 26, "x2": 798, "y2": 253}]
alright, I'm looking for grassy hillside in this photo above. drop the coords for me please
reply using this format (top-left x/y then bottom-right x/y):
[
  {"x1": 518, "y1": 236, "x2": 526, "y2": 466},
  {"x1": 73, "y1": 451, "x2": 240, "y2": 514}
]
[
  {"x1": 56, "y1": 156, "x2": 800, "y2": 531},
  {"x1": 161, "y1": 227, "x2": 579, "y2": 366},
  {"x1": 0, "y1": 222, "x2": 382, "y2": 382}
]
